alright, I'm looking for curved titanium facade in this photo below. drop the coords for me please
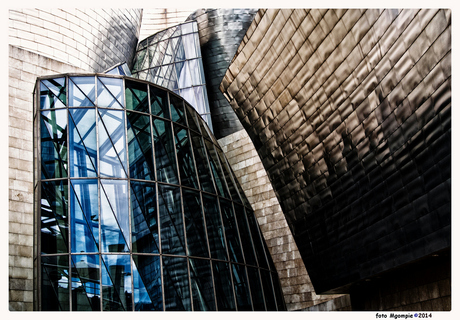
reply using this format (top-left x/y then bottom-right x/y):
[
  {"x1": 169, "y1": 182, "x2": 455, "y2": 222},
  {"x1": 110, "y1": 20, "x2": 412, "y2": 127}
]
[
  {"x1": 34, "y1": 74, "x2": 286, "y2": 311},
  {"x1": 187, "y1": 9, "x2": 258, "y2": 139},
  {"x1": 221, "y1": 9, "x2": 451, "y2": 294},
  {"x1": 132, "y1": 21, "x2": 213, "y2": 130}
]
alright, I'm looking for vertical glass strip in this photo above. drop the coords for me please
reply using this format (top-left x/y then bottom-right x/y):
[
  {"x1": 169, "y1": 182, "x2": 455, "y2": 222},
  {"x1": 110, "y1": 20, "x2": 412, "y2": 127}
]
[
  {"x1": 246, "y1": 210, "x2": 269, "y2": 269},
  {"x1": 97, "y1": 77, "x2": 124, "y2": 109},
  {"x1": 41, "y1": 255, "x2": 70, "y2": 311},
  {"x1": 170, "y1": 94, "x2": 186, "y2": 125},
  {"x1": 247, "y1": 267, "x2": 265, "y2": 311},
  {"x1": 183, "y1": 189, "x2": 209, "y2": 257},
  {"x1": 150, "y1": 85, "x2": 170, "y2": 119},
  {"x1": 174, "y1": 125, "x2": 199, "y2": 188},
  {"x1": 190, "y1": 132, "x2": 216, "y2": 194},
  {"x1": 220, "y1": 199, "x2": 244, "y2": 264},
  {"x1": 212, "y1": 261, "x2": 236, "y2": 311},
  {"x1": 133, "y1": 255, "x2": 163, "y2": 311},
  {"x1": 189, "y1": 258, "x2": 216, "y2": 311},
  {"x1": 152, "y1": 118, "x2": 178, "y2": 184},
  {"x1": 127, "y1": 112, "x2": 154, "y2": 180},
  {"x1": 234, "y1": 204, "x2": 257, "y2": 266},
  {"x1": 272, "y1": 271, "x2": 286, "y2": 311},
  {"x1": 71, "y1": 254, "x2": 100, "y2": 311},
  {"x1": 101, "y1": 255, "x2": 131, "y2": 311},
  {"x1": 158, "y1": 184, "x2": 185, "y2": 255},
  {"x1": 126, "y1": 80, "x2": 148, "y2": 112},
  {"x1": 163, "y1": 256, "x2": 191, "y2": 311},
  {"x1": 40, "y1": 110, "x2": 68, "y2": 179},
  {"x1": 202, "y1": 194, "x2": 227, "y2": 261},
  {"x1": 231, "y1": 264, "x2": 252, "y2": 311},
  {"x1": 204, "y1": 139, "x2": 230, "y2": 198},
  {"x1": 40, "y1": 78, "x2": 66, "y2": 109},
  {"x1": 260, "y1": 269, "x2": 276, "y2": 311}
]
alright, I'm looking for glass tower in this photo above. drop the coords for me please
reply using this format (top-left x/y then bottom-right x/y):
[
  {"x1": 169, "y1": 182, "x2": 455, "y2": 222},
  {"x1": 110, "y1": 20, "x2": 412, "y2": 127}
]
[{"x1": 34, "y1": 74, "x2": 286, "y2": 311}]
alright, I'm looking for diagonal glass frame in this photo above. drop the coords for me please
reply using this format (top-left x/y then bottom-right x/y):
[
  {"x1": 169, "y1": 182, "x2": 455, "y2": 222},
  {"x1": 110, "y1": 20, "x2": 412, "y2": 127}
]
[
  {"x1": 69, "y1": 77, "x2": 96, "y2": 107},
  {"x1": 40, "y1": 78, "x2": 66, "y2": 109},
  {"x1": 97, "y1": 77, "x2": 124, "y2": 109}
]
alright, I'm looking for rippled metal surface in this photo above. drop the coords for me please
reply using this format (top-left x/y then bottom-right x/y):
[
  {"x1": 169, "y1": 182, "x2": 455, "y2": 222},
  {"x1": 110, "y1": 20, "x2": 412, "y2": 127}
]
[
  {"x1": 221, "y1": 9, "x2": 451, "y2": 293},
  {"x1": 187, "y1": 9, "x2": 258, "y2": 139}
]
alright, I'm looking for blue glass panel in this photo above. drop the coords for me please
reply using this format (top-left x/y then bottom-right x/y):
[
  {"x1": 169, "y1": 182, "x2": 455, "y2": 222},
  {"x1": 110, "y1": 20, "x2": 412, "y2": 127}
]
[
  {"x1": 183, "y1": 189, "x2": 208, "y2": 257},
  {"x1": 189, "y1": 258, "x2": 216, "y2": 311},
  {"x1": 125, "y1": 80, "x2": 148, "y2": 112},
  {"x1": 133, "y1": 255, "x2": 162, "y2": 311},
  {"x1": 101, "y1": 255, "x2": 131, "y2": 311},
  {"x1": 190, "y1": 132, "x2": 216, "y2": 194},
  {"x1": 152, "y1": 118, "x2": 178, "y2": 184},
  {"x1": 131, "y1": 181, "x2": 159, "y2": 253},
  {"x1": 234, "y1": 204, "x2": 257, "y2": 266},
  {"x1": 231, "y1": 263, "x2": 251, "y2": 311},
  {"x1": 69, "y1": 77, "x2": 95, "y2": 107},
  {"x1": 174, "y1": 125, "x2": 199, "y2": 188},
  {"x1": 97, "y1": 77, "x2": 124, "y2": 108},
  {"x1": 205, "y1": 139, "x2": 230, "y2": 198},
  {"x1": 163, "y1": 255, "x2": 191, "y2": 311},
  {"x1": 41, "y1": 180, "x2": 68, "y2": 254},
  {"x1": 41, "y1": 255, "x2": 69, "y2": 311},
  {"x1": 40, "y1": 78, "x2": 66, "y2": 109},
  {"x1": 170, "y1": 94, "x2": 186, "y2": 125},
  {"x1": 150, "y1": 85, "x2": 170, "y2": 119},
  {"x1": 127, "y1": 112, "x2": 154, "y2": 180},
  {"x1": 203, "y1": 194, "x2": 227, "y2": 261},
  {"x1": 212, "y1": 261, "x2": 236, "y2": 311},
  {"x1": 98, "y1": 109, "x2": 127, "y2": 178},
  {"x1": 220, "y1": 200, "x2": 244, "y2": 264},
  {"x1": 71, "y1": 254, "x2": 100, "y2": 311},
  {"x1": 158, "y1": 184, "x2": 185, "y2": 255},
  {"x1": 247, "y1": 267, "x2": 265, "y2": 311},
  {"x1": 70, "y1": 179, "x2": 99, "y2": 253},
  {"x1": 40, "y1": 110, "x2": 67, "y2": 179},
  {"x1": 260, "y1": 269, "x2": 276, "y2": 311},
  {"x1": 100, "y1": 180, "x2": 129, "y2": 252},
  {"x1": 176, "y1": 60, "x2": 193, "y2": 89},
  {"x1": 69, "y1": 108, "x2": 97, "y2": 178}
]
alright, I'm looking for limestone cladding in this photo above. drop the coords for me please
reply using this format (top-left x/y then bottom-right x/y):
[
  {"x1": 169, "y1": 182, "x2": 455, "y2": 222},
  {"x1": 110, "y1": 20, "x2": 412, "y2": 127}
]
[
  {"x1": 218, "y1": 129, "x2": 344, "y2": 310},
  {"x1": 138, "y1": 9, "x2": 195, "y2": 42}
]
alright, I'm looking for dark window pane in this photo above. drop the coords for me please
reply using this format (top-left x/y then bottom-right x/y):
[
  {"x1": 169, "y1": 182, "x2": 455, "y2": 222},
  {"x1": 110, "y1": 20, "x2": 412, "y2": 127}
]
[
  {"x1": 69, "y1": 108, "x2": 97, "y2": 178},
  {"x1": 183, "y1": 189, "x2": 208, "y2": 257},
  {"x1": 260, "y1": 269, "x2": 276, "y2": 311},
  {"x1": 70, "y1": 179, "x2": 99, "y2": 253},
  {"x1": 234, "y1": 204, "x2": 257, "y2": 266},
  {"x1": 41, "y1": 255, "x2": 69, "y2": 311},
  {"x1": 189, "y1": 258, "x2": 215, "y2": 311},
  {"x1": 204, "y1": 139, "x2": 230, "y2": 198},
  {"x1": 184, "y1": 104, "x2": 200, "y2": 133},
  {"x1": 150, "y1": 85, "x2": 170, "y2": 119},
  {"x1": 131, "y1": 181, "x2": 159, "y2": 253},
  {"x1": 127, "y1": 112, "x2": 154, "y2": 180},
  {"x1": 163, "y1": 256, "x2": 191, "y2": 311},
  {"x1": 100, "y1": 180, "x2": 129, "y2": 252},
  {"x1": 133, "y1": 255, "x2": 162, "y2": 310},
  {"x1": 272, "y1": 272, "x2": 286, "y2": 310},
  {"x1": 247, "y1": 267, "x2": 265, "y2": 311},
  {"x1": 40, "y1": 78, "x2": 66, "y2": 109},
  {"x1": 126, "y1": 80, "x2": 148, "y2": 112},
  {"x1": 40, "y1": 110, "x2": 68, "y2": 179},
  {"x1": 152, "y1": 118, "x2": 178, "y2": 184},
  {"x1": 231, "y1": 264, "x2": 251, "y2": 311},
  {"x1": 97, "y1": 77, "x2": 124, "y2": 108},
  {"x1": 71, "y1": 254, "x2": 100, "y2": 311},
  {"x1": 212, "y1": 261, "x2": 235, "y2": 311},
  {"x1": 246, "y1": 209, "x2": 268, "y2": 269},
  {"x1": 202, "y1": 194, "x2": 227, "y2": 261},
  {"x1": 158, "y1": 184, "x2": 185, "y2": 255},
  {"x1": 190, "y1": 132, "x2": 216, "y2": 194},
  {"x1": 41, "y1": 180, "x2": 68, "y2": 254},
  {"x1": 174, "y1": 125, "x2": 198, "y2": 188},
  {"x1": 169, "y1": 94, "x2": 186, "y2": 125},
  {"x1": 98, "y1": 109, "x2": 127, "y2": 178},
  {"x1": 69, "y1": 76, "x2": 95, "y2": 107},
  {"x1": 101, "y1": 255, "x2": 131, "y2": 311},
  {"x1": 220, "y1": 199, "x2": 244, "y2": 264}
]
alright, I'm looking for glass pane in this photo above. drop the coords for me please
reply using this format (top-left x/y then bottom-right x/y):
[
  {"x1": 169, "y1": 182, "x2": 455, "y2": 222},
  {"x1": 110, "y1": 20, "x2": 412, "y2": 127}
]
[
  {"x1": 100, "y1": 180, "x2": 129, "y2": 252},
  {"x1": 158, "y1": 184, "x2": 185, "y2": 255},
  {"x1": 190, "y1": 131, "x2": 216, "y2": 194},
  {"x1": 183, "y1": 189, "x2": 208, "y2": 257},
  {"x1": 246, "y1": 210, "x2": 268, "y2": 269},
  {"x1": 40, "y1": 180, "x2": 68, "y2": 254},
  {"x1": 170, "y1": 94, "x2": 186, "y2": 125},
  {"x1": 212, "y1": 261, "x2": 235, "y2": 311},
  {"x1": 272, "y1": 271, "x2": 285, "y2": 311},
  {"x1": 69, "y1": 108, "x2": 97, "y2": 178},
  {"x1": 126, "y1": 80, "x2": 148, "y2": 112},
  {"x1": 188, "y1": 60, "x2": 200, "y2": 85},
  {"x1": 131, "y1": 181, "x2": 159, "y2": 253},
  {"x1": 69, "y1": 76, "x2": 95, "y2": 107},
  {"x1": 189, "y1": 258, "x2": 215, "y2": 311},
  {"x1": 40, "y1": 78, "x2": 66, "y2": 109},
  {"x1": 202, "y1": 194, "x2": 227, "y2": 261},
  {"x1": 220, "y1": 200, "x2": 244, "y2": 263},
  {"x1": 163, "y1": 256, "x2": 191, "y2": 311},
  {"x1": 133, "y1": 255, "x2": 162, "y2": 310},
  {"x1": 234, "y1": 205, "x2": 257, "y2": 266},
  {"x1": 217, "y1": 147, "x2": 241, "y2": 202},
  {"x1": 40, "y1": 110, "x2": 67, "y2": 179},
  {"x1": 175, "y1": 37, "x2": 186, "y2": 62},
  {"x1": 150, "y1": 85, "x2": 170, "y2": 119},
  {"x1": 260, "y1": 269, "x2": 276, "y2": 311},
  {"x1": 180, "y1": 22, "x2": 194, "y2": 35},
  {"x1": 180, "y1": 88, "x2": 196, "y2": 110},
  {"x1": 70, "y1": 179, "x2": 99, "y2": 253},
  {"x1": 204, "y1": 139, "x2": 230, "y2": 198},
  {"x1": 101, "y1": 255, "x2": 131, "y2": 311},
  {"x1": 71, "y1": 254, "x2": 100, "y2": 311},
  {"x1": 247, "y1": 267, "x2": 265, "y2": 311},
  {"x1": 134, "y1": 48, "x2": 146, "y2": 71},
  {"x1": 97, "y1": 77, "x2": 123, "y2": 108},
  {"x1": 98, "y1": 109, "x2": 127, "y2": 178},
  {"x1": 232, "y1": 264, "x2": 251, "y2": 311},
  {"x1": 127, "y1": 112, "x2": 154, "y2": 180},
  {"x1": 174, "y1": 125, "x2": 199, "y2": 188},
  {"x1": 152, "y1": 118, "x2": 178, "y2": 184},
  {"x1": 41, "y1": 255, "x2": 69, "y2": 311},
  {"x1": 177, "y1": 60, "x2": 193, "y2": 89},
  {"x1": 185, "y1": 104, "x2": 200, "y2": 133},
  {"x1": 183, "y1": 34, "x2": 197, "y2": 59}
]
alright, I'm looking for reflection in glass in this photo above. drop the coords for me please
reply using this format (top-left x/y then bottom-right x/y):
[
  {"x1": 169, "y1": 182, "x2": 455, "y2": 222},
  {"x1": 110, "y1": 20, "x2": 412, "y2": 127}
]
[
  {"x1": 205, "y1": 139, "x2": 230, "y2": 198},
  {"x1": 170, "y1": 94, "x2": 186, "y2": 125},
  {"x1": 232, "y1": 263, "x2": 251, "y2": 311},
  {"x1": 190, "y1": 131, "x2": 216, "y2": 193},
  {"x1": 127, "y1": 112, "x2": 154, "y2": 180},
  {"x1": 159, "y1": 184, "x2": 185, "y2": 255},
  {"x1": 247, "y1": 267, "x2": 265, "y2": 311},
  {"x1": 174, "y1": 125, "x2": 199, "y2": 188},
  {"x1": 220, "y1": 200, "x2": 244, "y2": 263},
  {"x1": 150, "y1": 85, "x2": 170, "y2": 119},
  {"x1": 41, "y1": 255, "x2": 69, "y2": 311},
  {"x1": 70, "y1": 179, "x2": 99, "y2": 253},
  {"x1": 246, "y1": 210, "x2": 268, "y2": 269},
  {"x1": 69, "y1": 77, "x2": 95, "y2": 107},
  {"x1": 97, "y1": 77, "x2": 124, "y2": 108},
  {"x1": 163, "y1": 256, "x2": 191, "y2": 311},
  {"x1": 133, "y1": 255, "x2": 163, "y2": 311},
  {"x1": 203, "y1": 194, "x2": 227, "y2": 261},
  {"x1": 101, "y1": 255, "x2": 131, "y2": 311},
  {"x1": 69, "y1": 108, "x2": 97, "y2": 177},
  {"x1": 212, "y1": 261, "x2": 235, "y2": 311},
  {"x1": 41, "y1": 180, "x2": 68, "y2": 254},
  {"x1": 40, "y1": 78, "x2": 66, "y2": 109},
  {"x1": 183, "y1": 189, "x2": 208, "y2": 257},
  {"x1": 126, "y1": 80, "x2": 148, "y2": 112},
  {"x1": 152, "y1": 118, "x2": 178, "y2": 184},
  {"x1": 190, "y1": 258, "x2": 216, "y2": 311},
  {"x1": 71, "y1": 254, "x2": 100, "y2": 311},
  {"x1": 40, "y1": 110, "x2": 68, "y2": 179},
  {"x1": 234, "y1": 204, "x2": 257, "y2": 266}
]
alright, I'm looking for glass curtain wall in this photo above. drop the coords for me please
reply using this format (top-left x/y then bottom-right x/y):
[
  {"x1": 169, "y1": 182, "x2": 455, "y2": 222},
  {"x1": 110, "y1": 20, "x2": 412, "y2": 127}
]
[
  {"x1": 132, "y1": 21, "x2": 213, "y2": 131},
  {"x1": 34, "y1": 74, "x2": 285, "y2": 311}
]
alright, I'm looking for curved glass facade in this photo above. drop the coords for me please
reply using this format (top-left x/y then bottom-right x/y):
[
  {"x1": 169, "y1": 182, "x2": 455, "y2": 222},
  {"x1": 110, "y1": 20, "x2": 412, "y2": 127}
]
[{"x1": 34, "y1": 74, "x2": 285, "y2": 311}]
